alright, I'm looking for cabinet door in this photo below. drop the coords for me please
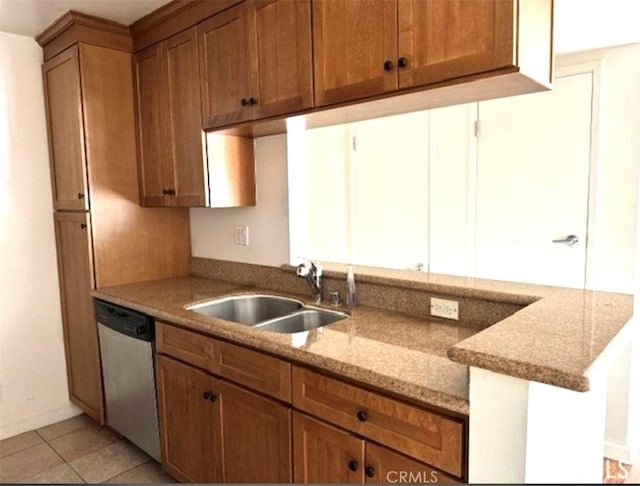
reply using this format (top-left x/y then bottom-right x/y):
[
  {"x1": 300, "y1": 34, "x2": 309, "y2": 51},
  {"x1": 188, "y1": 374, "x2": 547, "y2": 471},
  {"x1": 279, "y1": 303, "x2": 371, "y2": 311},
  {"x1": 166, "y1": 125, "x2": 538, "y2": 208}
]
[
  {"x1": 312, "y1": 0, "x2": 397, "y2": 107},
  {"x1": 249, "y1": 0, "x2": 313, "y2": 119},
  {"x1": 365, "y1": 442, "x2": 458, "y2": 484},
  {"x1": 43, "y1": 46, "x2": 89, "y2": 211},
  {"x1": 199, "y1": 3, "x2": 253, "y2": 128},
  {"x1": 293, "y1": 412, "x2": 364, "y2": 483},
  {"x1": 217, "y1": 380, "x2": 291, "y2": 482},
  {"x1": 53, "y1": 212, "x2": 103, "y2": 422},
  {"x1": 155, "y1": 355, "x2": 221, "y2": 483},
  {"x1": 398, "y1": 0, "x2": 514, "y2": 88},
  {"x1": 134, "y1": 42, "x2": 171, "y2": 206},
  {"x1": 165, "y1": 27, "x2": 207, "y2": 207}
]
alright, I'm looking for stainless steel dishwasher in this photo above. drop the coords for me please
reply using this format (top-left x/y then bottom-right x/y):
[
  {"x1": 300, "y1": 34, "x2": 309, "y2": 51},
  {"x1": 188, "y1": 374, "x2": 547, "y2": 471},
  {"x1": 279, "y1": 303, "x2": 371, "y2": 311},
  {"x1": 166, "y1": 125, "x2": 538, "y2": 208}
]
[{"x1": 95, "y1": 299, "x2": 160, "y2": 461}]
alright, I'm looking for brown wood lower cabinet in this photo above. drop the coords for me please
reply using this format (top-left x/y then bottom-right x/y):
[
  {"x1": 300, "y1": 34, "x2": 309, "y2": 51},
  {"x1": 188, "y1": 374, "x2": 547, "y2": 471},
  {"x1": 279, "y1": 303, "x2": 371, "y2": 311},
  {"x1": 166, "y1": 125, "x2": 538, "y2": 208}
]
[
  {"x1": 155, "y1": 354, "x2": 291, "y2": 483},
  {"x1": 156, "y1": 354, "x2": 220, "y2": 483},
  {"x1": 293, "y1": 412, "x2": 457, "y2": 484},
  {"x1": 154, "y1": 322, "x2": 465, "y2": 483},
  {"x1": 217, "y1": 380, "x2": 291, "y2": 482},
  {"x1": 53, "y1": 212, "x2": 103, "y2": 422}
]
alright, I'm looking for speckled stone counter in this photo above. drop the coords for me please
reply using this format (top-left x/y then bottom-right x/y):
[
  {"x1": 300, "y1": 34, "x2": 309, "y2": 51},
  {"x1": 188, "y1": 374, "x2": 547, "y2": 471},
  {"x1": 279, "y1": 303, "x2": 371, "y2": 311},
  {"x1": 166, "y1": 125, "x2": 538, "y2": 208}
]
[
  {"x1": 92, "y1": 262, "x2": 635, "y2": 417},
  {"x1": 92, "y1": 276, "x2": 474, "y2": 416}
]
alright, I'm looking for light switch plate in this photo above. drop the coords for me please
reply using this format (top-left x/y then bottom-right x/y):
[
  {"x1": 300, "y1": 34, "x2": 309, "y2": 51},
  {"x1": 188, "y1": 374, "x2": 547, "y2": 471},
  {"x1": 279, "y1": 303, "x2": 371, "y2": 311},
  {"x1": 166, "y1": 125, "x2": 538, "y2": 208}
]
[
  {"x1": 430, "y1": 297, "x2": 459, "y2": 320},
  {"x1": 234, "y1": 225, "x2": 249, "y2": 246}
]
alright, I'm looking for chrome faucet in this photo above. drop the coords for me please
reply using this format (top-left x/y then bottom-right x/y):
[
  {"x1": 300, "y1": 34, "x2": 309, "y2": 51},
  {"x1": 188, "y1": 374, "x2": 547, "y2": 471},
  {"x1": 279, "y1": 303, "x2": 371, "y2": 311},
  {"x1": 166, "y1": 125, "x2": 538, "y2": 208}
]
[{"x1": 297, "y1": 259, "x2": 323, "y2": 303}]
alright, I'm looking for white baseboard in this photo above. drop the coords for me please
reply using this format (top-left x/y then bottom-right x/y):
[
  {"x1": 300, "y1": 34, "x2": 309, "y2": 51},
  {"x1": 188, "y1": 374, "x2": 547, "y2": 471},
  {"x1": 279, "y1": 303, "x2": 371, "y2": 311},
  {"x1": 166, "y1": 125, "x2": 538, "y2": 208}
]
[
  {"x1": 606, "y1": 440, "x2": 633, "y2": 463},
  {"x1": 0, "y1": 403, "x2": 82, "y2": 440}
]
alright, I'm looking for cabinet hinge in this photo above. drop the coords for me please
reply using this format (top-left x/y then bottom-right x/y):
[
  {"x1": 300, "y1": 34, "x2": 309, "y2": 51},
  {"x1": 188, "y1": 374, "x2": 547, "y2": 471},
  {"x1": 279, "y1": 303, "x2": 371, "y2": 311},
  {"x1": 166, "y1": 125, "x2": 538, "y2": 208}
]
[
  {"x1": 352, "y1": 136, "x2": 357, "y2": 152},
  {"x1": 474, "y1": 120, "x2": 480, "y2": 138}
]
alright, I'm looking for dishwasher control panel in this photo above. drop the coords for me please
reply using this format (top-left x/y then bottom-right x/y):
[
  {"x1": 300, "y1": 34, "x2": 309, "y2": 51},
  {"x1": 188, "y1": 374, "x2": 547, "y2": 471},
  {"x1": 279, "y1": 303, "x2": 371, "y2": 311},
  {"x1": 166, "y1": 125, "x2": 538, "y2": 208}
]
[{"x1": 95, "y1": 299, "x2": 154, "y2": 342}]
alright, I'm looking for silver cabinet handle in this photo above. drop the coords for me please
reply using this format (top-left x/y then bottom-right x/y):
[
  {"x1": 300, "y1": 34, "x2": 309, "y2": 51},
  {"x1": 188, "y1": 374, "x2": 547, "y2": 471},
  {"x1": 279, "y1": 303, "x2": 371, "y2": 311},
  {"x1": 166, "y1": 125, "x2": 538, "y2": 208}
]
[{"x1": 552, "y1": 234, "x2": 579, "y2": 247}]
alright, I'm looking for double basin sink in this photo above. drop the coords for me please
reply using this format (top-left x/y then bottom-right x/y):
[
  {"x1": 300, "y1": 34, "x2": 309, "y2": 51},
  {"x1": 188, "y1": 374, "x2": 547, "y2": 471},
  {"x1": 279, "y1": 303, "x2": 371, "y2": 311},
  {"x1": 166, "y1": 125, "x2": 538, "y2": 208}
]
[{"x1": 187, "y1": 294, "x2": 348, "y2": 334}]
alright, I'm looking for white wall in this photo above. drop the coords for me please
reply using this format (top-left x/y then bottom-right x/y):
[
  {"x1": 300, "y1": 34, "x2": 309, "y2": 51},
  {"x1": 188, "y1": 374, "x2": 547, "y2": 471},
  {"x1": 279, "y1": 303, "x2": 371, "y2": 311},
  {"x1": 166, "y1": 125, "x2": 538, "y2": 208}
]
[
  {"x1": 190, "y1": 133, "x2": 290, "y2": 266},
  {"x1": 469, "y1": 365, "x2": 610, "y2": 484},
  {"x1": 0, "y1": 32, "x2": 79, "y2": 440},
  {"x1": 555, "y1": 0, "x2": 640, "y2": 54}
]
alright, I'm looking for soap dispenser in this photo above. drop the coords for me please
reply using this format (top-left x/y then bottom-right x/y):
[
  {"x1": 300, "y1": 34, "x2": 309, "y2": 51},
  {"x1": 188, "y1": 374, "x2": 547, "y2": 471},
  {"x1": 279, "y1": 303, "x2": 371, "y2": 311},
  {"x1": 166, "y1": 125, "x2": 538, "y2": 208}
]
[{"x1": 346, "y1": 266, "x2": 356, "y2": 310}]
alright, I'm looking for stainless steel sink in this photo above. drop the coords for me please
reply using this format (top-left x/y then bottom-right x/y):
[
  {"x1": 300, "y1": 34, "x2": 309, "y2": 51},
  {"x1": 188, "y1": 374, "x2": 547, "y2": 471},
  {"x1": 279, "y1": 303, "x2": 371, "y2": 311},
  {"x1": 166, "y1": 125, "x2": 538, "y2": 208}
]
[
  {"x1": 255, "y1": 309, "x2": 348, "y2": 334},
  {"x1": 187, "y1": 295, "x2": 303, "y2": 325}
]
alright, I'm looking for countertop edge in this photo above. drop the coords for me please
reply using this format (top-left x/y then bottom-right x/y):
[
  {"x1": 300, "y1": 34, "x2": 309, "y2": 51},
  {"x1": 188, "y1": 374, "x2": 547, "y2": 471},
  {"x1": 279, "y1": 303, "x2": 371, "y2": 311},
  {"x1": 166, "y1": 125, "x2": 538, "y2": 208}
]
[{"x1": 447, "y1": 347, "x2": 590, "y2": 392}]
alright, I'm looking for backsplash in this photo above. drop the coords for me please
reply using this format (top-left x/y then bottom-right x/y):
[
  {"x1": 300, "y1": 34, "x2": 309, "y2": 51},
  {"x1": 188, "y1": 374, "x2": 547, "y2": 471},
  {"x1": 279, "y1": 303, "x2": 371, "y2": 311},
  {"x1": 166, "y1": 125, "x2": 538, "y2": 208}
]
[{"x1": 191, "y1": 257, "x2": 526, "y2": 329}]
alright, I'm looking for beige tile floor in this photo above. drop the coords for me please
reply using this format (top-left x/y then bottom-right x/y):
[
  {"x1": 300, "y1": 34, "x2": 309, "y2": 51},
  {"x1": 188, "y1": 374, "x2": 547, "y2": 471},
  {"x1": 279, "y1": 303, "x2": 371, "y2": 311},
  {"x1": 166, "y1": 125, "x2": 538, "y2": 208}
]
[{"x1": 0, "y1": 415, "x2": 174, "y2": 484}]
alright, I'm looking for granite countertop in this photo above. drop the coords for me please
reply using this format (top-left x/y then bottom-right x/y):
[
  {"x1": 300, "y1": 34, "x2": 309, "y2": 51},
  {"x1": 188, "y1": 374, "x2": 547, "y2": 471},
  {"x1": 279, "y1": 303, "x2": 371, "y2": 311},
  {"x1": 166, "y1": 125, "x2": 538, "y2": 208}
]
[
  {"x1": 92, "y1": 268, "x2": 635, "y2": 417},
  {"x1": 92, "y1": 276, "x2": 474, "y2": 416},
  {"x1": 308, "y1": 262, "x2": 634, "y2": 392}
]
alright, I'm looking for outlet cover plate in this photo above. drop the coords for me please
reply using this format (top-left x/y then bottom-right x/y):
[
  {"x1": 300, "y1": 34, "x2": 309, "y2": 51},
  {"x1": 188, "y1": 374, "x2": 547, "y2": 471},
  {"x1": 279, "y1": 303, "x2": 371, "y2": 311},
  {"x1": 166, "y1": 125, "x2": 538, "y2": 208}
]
[{"x1": 430, "y1": 297, "x2": 459, "y2": 320}]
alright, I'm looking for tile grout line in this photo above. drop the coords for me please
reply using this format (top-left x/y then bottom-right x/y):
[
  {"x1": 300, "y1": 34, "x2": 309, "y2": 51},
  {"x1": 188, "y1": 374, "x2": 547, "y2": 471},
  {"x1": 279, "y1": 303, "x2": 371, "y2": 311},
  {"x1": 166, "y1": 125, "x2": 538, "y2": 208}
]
[{"x1": 100, "y1": 459, "x2": 154, "y2": 484}]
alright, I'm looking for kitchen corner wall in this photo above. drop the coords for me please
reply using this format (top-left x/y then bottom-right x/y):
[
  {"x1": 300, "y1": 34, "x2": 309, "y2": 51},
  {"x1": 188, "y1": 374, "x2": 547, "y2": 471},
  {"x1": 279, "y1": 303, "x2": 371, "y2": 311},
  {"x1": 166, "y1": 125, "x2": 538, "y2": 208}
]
[
  {"x1": 0, "y1": 32, "x2": 80, "y2": 440},
  {"x1": 190, "y1": 134, "x2": 290, "y2": 266}
]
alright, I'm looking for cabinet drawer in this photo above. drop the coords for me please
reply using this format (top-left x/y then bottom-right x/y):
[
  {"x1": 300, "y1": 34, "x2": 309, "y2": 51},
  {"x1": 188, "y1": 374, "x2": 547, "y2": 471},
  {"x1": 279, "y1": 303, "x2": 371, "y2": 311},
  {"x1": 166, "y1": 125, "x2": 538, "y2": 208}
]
[
  {"x1": 292, "y1": 366, "x2": 464, "y2": 478},
  {"x1": 156, "y1": 321, "x2": 215, "y2": 371},
  {"x1": 156, "y1": 321, "x2": 291, "y2": 402},
  {"x1": 211, "y1": 339, "x2": 291, "y2": 402}
]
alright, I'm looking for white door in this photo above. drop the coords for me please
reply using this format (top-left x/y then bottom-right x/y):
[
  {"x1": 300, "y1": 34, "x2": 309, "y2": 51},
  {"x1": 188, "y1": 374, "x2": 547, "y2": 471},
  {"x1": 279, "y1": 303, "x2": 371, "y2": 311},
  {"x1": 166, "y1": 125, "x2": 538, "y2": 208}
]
[
  {"x1": 475, "y1": 72, "x2": 593, "y2": 288},
  {"x1": 350, "y1": 111, "x2": 430, "y2": 269}
]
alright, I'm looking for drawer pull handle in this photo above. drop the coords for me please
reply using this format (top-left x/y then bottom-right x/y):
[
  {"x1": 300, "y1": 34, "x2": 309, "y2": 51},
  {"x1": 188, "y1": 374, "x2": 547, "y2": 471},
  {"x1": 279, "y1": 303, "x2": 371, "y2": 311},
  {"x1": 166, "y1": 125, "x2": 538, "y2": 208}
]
[
  {"x1": 365, "y1": 465, "x2": 375, "y2": 478},
  {"x1": 348, "y1": 460, "x2": 359, "y2": 472},
  {"x1": 356, "y1": 410, "x2": 368, "y2": 422}
]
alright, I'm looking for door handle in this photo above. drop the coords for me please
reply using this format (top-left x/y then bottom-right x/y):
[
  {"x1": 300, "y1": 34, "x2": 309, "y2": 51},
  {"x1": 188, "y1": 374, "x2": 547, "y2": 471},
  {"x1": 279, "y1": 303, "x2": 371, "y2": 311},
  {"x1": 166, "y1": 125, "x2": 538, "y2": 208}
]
[{"x1": 552, "y1": 234, "x2": 579, "y2": 247}]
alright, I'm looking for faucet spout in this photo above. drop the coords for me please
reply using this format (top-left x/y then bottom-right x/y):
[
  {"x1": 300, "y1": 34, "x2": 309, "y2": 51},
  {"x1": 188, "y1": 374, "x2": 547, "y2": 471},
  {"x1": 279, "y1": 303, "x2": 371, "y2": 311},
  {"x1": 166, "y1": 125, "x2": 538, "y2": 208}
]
[{"x1": 296, "y1": 260, "x2": 323, "y2": 303}]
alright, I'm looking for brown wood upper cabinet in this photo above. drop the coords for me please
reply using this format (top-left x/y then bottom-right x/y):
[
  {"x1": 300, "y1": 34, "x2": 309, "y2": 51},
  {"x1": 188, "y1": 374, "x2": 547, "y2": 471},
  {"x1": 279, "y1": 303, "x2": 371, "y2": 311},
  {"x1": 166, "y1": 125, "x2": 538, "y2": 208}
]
[
  {"x1": 199, "y1": 0, "x2": 313, "y2": 129},
  {"x1": 313, "y1": 0, "x2": 521, "y2": 107},
  {"x1": 134, "y1": 27, "x2": 207, "y2": 207},
  {"x1": 134, "y1": 27, "x2": 256, "y2": 207},
  {"x1": 43, "y1": 46, "x2": 89, "y2": 211}
]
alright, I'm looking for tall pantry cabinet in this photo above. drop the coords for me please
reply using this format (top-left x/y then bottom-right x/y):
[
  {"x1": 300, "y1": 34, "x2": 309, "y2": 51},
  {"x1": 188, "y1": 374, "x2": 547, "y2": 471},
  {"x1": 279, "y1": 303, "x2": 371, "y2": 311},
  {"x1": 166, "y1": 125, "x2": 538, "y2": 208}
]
[{"x1": 38, "y1": 13, "x2": 191, "y2": 423}]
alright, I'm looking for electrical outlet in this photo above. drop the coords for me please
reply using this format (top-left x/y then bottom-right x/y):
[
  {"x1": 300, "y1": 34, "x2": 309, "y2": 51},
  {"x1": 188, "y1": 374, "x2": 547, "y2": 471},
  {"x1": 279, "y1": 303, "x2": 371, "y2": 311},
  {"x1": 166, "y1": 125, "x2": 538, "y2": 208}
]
[
  {"x1": 430, "y1": 297, "x2": 459, "y2": 320},
  {"x1": 234, "y1": 225, "x2": 249, "y2": 246}
]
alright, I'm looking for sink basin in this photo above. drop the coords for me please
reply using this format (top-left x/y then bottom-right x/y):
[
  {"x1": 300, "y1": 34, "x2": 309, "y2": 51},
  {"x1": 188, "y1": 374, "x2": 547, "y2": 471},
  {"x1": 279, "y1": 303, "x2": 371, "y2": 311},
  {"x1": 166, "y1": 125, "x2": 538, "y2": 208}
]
[
  {"x1": 255, "y1": 309, "x2": 348, "y2": 333},
  {"x1": 187, "y1": 295, "x2": 303, "y2": 325}
]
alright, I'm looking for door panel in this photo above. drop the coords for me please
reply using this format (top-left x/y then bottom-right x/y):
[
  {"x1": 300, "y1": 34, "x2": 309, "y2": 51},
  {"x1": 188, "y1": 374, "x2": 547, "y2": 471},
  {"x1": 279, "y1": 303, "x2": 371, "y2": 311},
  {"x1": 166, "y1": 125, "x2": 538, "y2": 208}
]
[
  {"x1": 350, "y1": 111, "x2": 429, "y2": 269},
  {"x1": 250, "y1": 0, "x2": 313, "y2": 119},
  {"x1": 293, "y1": 412, "x2": 364, "y2": 483},
  {"x1": 155, "y1": 355, "x2": 221, "y2": 483},
  {"x1": 53, "y1": 212, "x2": 102, "y2": 422},
  {"x1": 134, "y1": 43, "x2": 170, "y2": 206},
  {"x1": 475, "y1": 73, "x2": 592, "y2": 288},
  {"x1": 166, "y1": 27, "x2": 207, "y2": 206},
  {"x1": 312, "y1": 0, "x2": 398, "y2": 106},
  {"x1": 199, "y1": 3, "x2": 252, "y2": 128},
  {"x1": 398, "y1": 0, "x2": 514, "y2": 88},
  {"x1": 365, "y1": 442, "x2": 458, "y2": 483},
  {"x1": 217, "y1": 380, "x2": 291, "y2": 482},
  {"x1": 43, "y1": 46, "x2": 89, "y2": 211}
]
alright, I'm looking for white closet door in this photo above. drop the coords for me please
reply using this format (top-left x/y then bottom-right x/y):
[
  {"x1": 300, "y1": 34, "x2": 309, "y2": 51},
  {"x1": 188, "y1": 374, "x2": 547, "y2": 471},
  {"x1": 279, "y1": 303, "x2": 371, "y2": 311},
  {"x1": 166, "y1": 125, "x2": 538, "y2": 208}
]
[
  {"x1": 428, "y1": 103, "x2": 477, "y2": 276},
  {"x1": 350, "y1": 111, "x2": 429, "y2": 269},
  {"x1": 475, "y1": 73, "x2": 593, "y2": 288}
]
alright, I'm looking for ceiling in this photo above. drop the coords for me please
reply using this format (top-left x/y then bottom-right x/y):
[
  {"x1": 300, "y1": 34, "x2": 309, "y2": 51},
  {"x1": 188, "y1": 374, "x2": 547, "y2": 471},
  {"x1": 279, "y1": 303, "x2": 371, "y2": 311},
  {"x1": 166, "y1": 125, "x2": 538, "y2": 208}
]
[
  {"x1": 0, "y1": 0, "x2": 639, "y2": 54},
  {"x1": 0, "y1": 0, "x2": 169, "y2": 38}
]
